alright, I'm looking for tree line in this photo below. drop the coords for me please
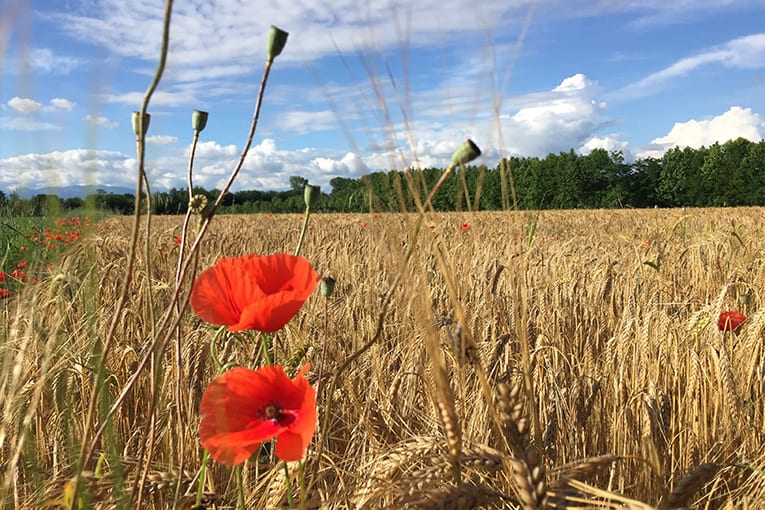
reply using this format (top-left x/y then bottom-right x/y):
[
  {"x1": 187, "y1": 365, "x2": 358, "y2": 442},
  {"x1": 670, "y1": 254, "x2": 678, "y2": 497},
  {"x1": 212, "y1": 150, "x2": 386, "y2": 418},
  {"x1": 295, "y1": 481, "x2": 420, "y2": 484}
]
[{"x1": 2, "y1": 137, "x2": 764, "y2": 216}]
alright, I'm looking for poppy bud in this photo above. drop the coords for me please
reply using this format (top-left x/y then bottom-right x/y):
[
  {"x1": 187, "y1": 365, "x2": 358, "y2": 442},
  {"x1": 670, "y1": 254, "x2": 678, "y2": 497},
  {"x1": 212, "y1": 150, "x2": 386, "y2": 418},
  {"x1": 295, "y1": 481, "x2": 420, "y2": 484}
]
[
  {"x1": 450, "y1": 139, "x2": 481, "y2": 167},
  {"x1": 192, "y1": 110, "x2": 209, "y2": 133},
  {"x1": 267, "y1": 25, "x2": 289, "y2": 60},
  {"x1": 131, "y1": 111, "x2": 151, "y2": 137},
  {"x1": 320, "y1": 277, "x2": 335, "y2": 298},
  {"x1": 304, "y1": 184, "x2": 321, "y2": 211}
]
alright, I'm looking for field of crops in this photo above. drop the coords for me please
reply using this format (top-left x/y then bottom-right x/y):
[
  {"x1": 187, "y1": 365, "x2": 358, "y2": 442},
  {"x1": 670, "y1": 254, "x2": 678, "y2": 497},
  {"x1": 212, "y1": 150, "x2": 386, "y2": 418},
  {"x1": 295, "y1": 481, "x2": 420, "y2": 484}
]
[{"x1": 2, "y1": 208, "x2": 765, "y2": 508}]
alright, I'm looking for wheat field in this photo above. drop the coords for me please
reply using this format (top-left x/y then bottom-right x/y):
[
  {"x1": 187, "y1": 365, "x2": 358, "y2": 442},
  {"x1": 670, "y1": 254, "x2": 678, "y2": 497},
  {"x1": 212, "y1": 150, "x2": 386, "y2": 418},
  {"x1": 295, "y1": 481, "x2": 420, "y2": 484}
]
[{"x1": 2, "y1": 207, "x2": 765, "y2": 509}]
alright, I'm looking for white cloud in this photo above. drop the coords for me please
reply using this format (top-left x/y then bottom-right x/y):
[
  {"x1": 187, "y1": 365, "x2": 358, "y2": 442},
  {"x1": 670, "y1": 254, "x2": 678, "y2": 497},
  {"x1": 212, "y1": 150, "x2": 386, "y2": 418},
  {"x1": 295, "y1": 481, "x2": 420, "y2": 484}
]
[
  {"x1": 50, "y1": 98, "x2": 75, "y2": 110},
  {"x1": 500, "y1": 74, "x2": 610, "y2": 157},
  {"x1": 0, "y1": 117, "x2": 61, "y2": 131},
  {"x1": 146, "y1": 135, "x2": 179, "y2": 145},
  {"x1": 276, "y1": 110, "x2": 340, "y2": 135},
  {"x1": 85, "y1": 114, "x2": 118, "y2": 128},
  {"x1": 29, "y1": 48, "x2": 83, "y2": 74},
  {"x1": 579, "y1": 135, "x2": 631, "y2": 159},
  {"x1": 0, "y1": 149, "x2": 133, "y2": 191},
  {"x1": 614, "y1": 33, "x2": 765, "y2": 100},
  {"x1": 101, "y1": 90, "x2": 197, "y2": 107},
  {"x1": 637, "y1": 106, "x2": 765, "y2": 158},
  {"x1": 8, "y1": 97, "x2": 43, "y2": 113},
  {"x1": 6, "y1": 96, "x2": 76, "y2": 114}
]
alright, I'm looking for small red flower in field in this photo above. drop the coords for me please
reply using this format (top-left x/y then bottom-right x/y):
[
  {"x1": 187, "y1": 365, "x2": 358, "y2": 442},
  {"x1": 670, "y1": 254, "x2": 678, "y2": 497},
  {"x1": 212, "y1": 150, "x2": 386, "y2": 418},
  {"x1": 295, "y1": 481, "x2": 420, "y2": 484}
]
[
  {"x1": 268, "y1": 213, "x2": 274, "y2": 218},
  {"x1": 191, "y1": 254, "x2": 320, "y2": 333},
  {"x1": 200, "y1": 364, "x2": 317, "y2": 465},
  {"x1": 12, "y1": 269, "x2": 27, "y2": 282},
  {"x1": 48, "y1": 244, "x2": 57, "y2": 250},
  {"x1": 0, "y1": 288, "x2": 10, "y2": 299},
  {"x1": 361, "y1": 222, "x2": 368, "y2": 228},
  {"x1": 19, "y1": 246, "x2": 26, "y2": 252},
  {"x1": 373, "y1": 214, "x2": 379, "y2": 219},
  {"x1": 718, "y1": 310, "x2": 746, "y2": 332},
  {"x1": 175, "y1": 236, "x2": 182, "y2": 245},
  {"x1": 17, "y1": 260, "x2": 28, "y2": 269},
  {"x1": 0, "y1": 272, "x2": 7, "y2": 284},
  {"x1": 461, "y1": 222, "x2": 469, "y2": 231}
]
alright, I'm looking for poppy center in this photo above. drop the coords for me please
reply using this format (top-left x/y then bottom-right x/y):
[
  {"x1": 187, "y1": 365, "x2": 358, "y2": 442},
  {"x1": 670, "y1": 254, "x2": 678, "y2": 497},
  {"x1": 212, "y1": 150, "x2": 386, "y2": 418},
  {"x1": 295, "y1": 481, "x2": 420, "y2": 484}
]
[{"x1": 258, "y1": 402, "x2": 297, "y2": 427}]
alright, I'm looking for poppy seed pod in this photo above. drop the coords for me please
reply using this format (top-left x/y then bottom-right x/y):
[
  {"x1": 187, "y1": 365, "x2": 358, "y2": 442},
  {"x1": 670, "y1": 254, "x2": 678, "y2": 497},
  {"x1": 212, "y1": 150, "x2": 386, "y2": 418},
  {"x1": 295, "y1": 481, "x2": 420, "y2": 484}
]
[
  {"x1": 192, "y1": 110, "x2": 209, "y2": 133},
  {"x1": 304, "y1": 184, "x2": 321, "y2": 211},
  {"x1": 131, "y1": 111, "x2": 151, "y2": 137},
  {"x1": 320, "y1": 277, "x2": 335, "y2": 298},
  {"x1": 450, "y1": 139, "x2": 481, "y2": 167},
  {"x1": 267, "y1": 25, "x2": 289, "y2": 60}
]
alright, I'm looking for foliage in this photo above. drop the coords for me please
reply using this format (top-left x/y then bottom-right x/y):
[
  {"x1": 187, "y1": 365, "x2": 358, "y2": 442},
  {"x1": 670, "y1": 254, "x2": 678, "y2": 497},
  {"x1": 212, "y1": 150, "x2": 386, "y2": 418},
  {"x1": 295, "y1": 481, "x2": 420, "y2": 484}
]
[{"x1": 5, "y1": 138, "x2": 765, "y2": 215}]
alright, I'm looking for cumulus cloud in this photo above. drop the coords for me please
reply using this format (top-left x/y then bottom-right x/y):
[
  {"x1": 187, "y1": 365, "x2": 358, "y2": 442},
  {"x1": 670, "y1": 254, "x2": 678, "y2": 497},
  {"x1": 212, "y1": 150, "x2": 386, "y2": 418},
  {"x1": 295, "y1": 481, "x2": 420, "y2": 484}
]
[
  {"x1": 85, "y1": 114, "x2": 118, "y2": 128},
  {"x1": 579, "y1": 135, "x2": 632, "y2": 159},
  {"x1": 7, "y1": 97, "x2": 76, "y2": 114},
  {"x1": 50, "y1": 98, "x2": 75, "y2": 110},
  {"x1": 8, "y1": 97, "x2": 43, "y2": 113},
  {"x1": 498, "y1": 74, "x2": 611, "y2": 157},
  {"x1": 637, "y1": 106, "x2": 765, "y2": 158},
  {"x1": 0, "y1": 149, "x2": 133, "y2": 191},
  {"x1": 146, "y1": 135, "x2": 179, "y2": 145}
]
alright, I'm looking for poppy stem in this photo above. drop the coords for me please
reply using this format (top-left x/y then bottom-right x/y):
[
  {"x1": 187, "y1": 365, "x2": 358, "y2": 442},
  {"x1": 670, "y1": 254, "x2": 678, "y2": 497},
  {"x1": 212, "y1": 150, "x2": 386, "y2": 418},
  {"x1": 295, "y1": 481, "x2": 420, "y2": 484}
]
[
  {"x1": 236, "y1": 464, "x2": 246, "y2": 509},
  {"x1": 283, "y1": 462, "x2": 294, "y2": 508},
  {"x1": 295, "y1": 205, "x2": 311, "y2": 257},
  {"x1": 298, "y1": 461, "x2": 307, "y2": 509},
  {"x1": 195, "y1": 450, "x2": 210, "y2": 507},
  {"x1": 260, "y1": 333, "x2": 274, "y2": 366}
]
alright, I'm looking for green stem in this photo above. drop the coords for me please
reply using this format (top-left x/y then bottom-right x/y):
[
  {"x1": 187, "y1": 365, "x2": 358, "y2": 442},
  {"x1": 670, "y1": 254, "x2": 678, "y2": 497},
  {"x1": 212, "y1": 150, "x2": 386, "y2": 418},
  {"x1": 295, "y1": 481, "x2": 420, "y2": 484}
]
[
  {"x1": 294, "y1": 206, "x2": 311, "y2": 256},
  {"x1": 237, "y1": 464, "x2": 245, "y2": 510},
  {"x1": 195, "y1": 450, "x2": 210, "y2": 507},
  {"x1": 298, "y1": 461, "x2": 306, "y2": 509},
  {"x1": 260, "y1": 333, "x2": 273, "y2": 366},
  {"x1": 283, "y1": 462, "x2": 294, "y2": 508}
]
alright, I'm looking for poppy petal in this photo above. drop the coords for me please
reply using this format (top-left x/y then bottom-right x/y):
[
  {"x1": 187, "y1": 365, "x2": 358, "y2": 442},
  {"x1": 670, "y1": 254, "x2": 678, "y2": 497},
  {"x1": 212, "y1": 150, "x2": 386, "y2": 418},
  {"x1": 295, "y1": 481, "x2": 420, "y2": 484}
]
[
  {"x1": 275, "y1": 430, "x2": 309, "y2": 462},
  {"x1": 190, "y1": 259, "x2": 252, "y2": 326},
  {"x1": 191, "y1": 254, "x2": 320, "y2": 333},
  {"x1": 202, "y1": 423, "x2": 280, "y2": 465},
  {"x1": 199, "y1": 365, "x2": 317, "y2": 465},
  {"x1": 233, "y1": 290, "x2": 312, "y2": 332}
]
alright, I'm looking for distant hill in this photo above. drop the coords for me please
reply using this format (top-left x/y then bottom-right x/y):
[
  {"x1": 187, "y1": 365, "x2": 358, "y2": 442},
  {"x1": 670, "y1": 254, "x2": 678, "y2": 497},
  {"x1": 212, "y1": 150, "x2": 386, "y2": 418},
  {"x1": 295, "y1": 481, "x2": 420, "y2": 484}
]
[{"x1": 12, "y1": 185, "x2": 136, "y2": 200}]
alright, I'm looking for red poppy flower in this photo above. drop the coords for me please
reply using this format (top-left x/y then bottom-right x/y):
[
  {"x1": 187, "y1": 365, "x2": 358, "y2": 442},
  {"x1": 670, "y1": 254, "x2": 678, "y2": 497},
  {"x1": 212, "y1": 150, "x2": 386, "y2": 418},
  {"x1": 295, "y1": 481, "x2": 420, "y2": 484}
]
[
  {"x1": 200, "y1": 364, "x2": 317, "y2": 465},
  {"x1": 11, "y1": 269, "x2": 27, "y2": 283},
  {"x1": 461, "y1": 222, "x2": 469, "y2": 231},
  {"x1": 0, "y1": 289, "x2": 10, "y2": 299},
  {"x1": 0, "y1": 272, "x2": 7, "y2": 285},
  {"x1": 191, "y1": 254, "x2": 320, "y2": 333},
  {"x1": 17, "y1": 260, "x2": 28, "y2": 269},
  {"x1": 175, "y1": 236, "x2": 183, "y2": 245},
  {"x1": 361, "y1": 222, "x2": 368, "y2": 228},
  {"x1": 718, "y1": 310, "x2": 746, "y2": 332}
]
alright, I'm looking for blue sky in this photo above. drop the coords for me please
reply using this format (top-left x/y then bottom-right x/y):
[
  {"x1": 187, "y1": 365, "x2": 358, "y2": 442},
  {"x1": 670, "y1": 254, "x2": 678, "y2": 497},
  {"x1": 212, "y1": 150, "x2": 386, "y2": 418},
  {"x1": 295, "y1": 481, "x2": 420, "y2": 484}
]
[{"x1": 1, "y1": 0, "x2": 764, "y2": 194}]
